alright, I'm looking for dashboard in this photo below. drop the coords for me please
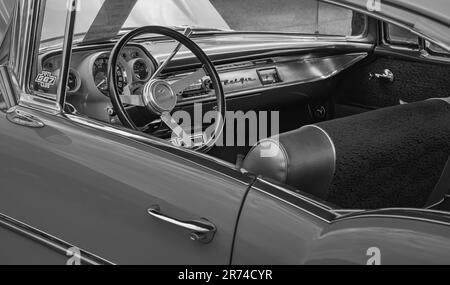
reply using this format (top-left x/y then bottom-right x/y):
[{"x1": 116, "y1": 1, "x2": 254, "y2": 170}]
[{"x1": 38, "y1": 39, "x2": 368, "y2": 123}]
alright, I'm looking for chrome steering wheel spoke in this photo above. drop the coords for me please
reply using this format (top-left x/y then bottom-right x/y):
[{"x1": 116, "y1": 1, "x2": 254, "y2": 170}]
[
  {"x1": 120, "y1": 94, "x2": 145, "y2": 107},
  {"x1": 151, "y1": 27, "x2": 193, "y2": 80},
  {"x1": 160, "y1": 112, "x2": 193, "y2": 148}
]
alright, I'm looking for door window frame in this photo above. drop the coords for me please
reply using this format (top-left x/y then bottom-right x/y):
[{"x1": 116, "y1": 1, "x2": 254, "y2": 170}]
[{"x1": 381, "y1": 22, "x2": 450, "y2": 64}]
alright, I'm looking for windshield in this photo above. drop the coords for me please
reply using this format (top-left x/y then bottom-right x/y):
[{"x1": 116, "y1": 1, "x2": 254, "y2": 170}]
[
  {"x1": 41, "y1": 0, "x2": 366, "y2": 46},
  {"x1": 41, "y1": 0, "x2": 231, "y2": 44}
]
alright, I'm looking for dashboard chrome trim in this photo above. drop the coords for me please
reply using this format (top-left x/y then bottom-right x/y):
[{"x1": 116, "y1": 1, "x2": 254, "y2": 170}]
[{"x1": 177, "y1": 52, "x2": 368, "y2": 106}]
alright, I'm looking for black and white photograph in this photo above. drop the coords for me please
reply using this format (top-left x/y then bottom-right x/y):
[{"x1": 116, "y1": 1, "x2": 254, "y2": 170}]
[{"x1": 0, "y1": 0, "x2": 449, "y2": 270}]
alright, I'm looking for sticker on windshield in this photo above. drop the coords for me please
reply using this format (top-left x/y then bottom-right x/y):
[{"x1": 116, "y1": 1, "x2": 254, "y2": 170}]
[{"x1": 35, "y1": 71, "x2": 57, "y2": 89}]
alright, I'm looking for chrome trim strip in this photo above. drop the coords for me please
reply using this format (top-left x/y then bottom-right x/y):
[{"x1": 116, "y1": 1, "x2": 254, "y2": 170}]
[
  {"x1": 0, "y1": 212, "x2": 115, "y2": 265},
  {"x1": 430, "y1": 97, "x2": 450, "y2": 105},
  {"x1": 259, "y1": 178, "x2": 336, "y2": 212},
  {"x1": 252, "y1": 184, "x2": 335, "y2": 224},
  {"x1": 0, "y1": 66, "x2": 20, "y2": 108},
  {"x1": 419, "y1": 51, "x2": 450, "y2": 64},
  {"x1": 253, "y1": 178, "x2": 340, "y2": 223},
  {"x1": 177, "y1": 53, "x2": 368, "y2": 106},
  {"x1": 336, "y1": 214, "x2": 450, "y2": 227},
  {"x1": 21, "y1": 0, "x2": 45, "y2": 93},
  {"x1": 56, "y1": 0, "x2": 78, "y2": 111},
  {"x1": 19, "y1": 92, "x2": 60, "y2": 115}
]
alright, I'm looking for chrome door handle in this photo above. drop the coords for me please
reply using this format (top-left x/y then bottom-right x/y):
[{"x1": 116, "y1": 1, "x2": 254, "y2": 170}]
[
  {"x1": 147, "y1": 206, "x2": 217, "y2": 243},
  {"x1": 369, "y1": 69, "x2": 394, "y2": 83}
]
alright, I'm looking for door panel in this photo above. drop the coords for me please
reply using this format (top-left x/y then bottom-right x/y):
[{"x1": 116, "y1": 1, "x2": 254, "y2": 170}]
[
  {"x1": 0, "y1": 108, "x2": 251, "y2": 264},
  {"x1": 336, "y1": 55, "x2": 450, "y2": 111},
  {"x1": 232, "y1": 179, "x2": 332, "y2": 264}
]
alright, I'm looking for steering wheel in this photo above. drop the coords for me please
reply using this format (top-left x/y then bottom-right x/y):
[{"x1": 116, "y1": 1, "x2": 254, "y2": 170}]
[{"x1": 107, "y1": 26, "x2": 226, "y2": 152}]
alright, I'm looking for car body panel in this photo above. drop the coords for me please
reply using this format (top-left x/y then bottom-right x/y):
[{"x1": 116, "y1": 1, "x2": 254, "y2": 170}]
[
  {"x1": 0, "y1": 106, "x2": 252, "y2": 264},
  {"x1": 232, "y1": 179, "x2": 334, "y2": 265},
  {"x1": 307, "y1": 216, "x2": 450, "y2": 265},
  {"x1": 234, "y1": 180, "x2": 450, "y2": 265}
]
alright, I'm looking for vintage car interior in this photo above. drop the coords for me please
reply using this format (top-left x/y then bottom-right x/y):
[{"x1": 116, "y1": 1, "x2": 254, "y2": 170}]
[{"x1": 33, "y1": 1, "x2": 450, "y2": 212}]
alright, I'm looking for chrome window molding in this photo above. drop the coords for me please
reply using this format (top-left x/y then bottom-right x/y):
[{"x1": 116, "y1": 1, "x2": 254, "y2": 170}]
[
  {"x1": 253, "y1": 178, "x2": 340, "y2": 224},
  {"x1": 56, "y1": 0, "x2": 78, "y2": 110},
  {"x1": 418, "y1": 49, "x2": 450, "y2": 64},
  {"x1": 0, "y1": 212, "x2": 115, "y2": 265},
  {"x1": 0, "y1": 65, "x2": 19, "y2": 109},
  {"x1": 259, "y1": 178, "x2": 337, "y2": 212},
  {"x1": 9, "y1": 0, "x2": 44, "y2": 90},
  {"x1": 379, "y1": 22, "x2": 450, "y2": 65},
  {"x1": 6, "y1": 0, "x2": 58, "y2": 109},
  {"x1": 335, "y1": 209, "x2": 450, "y2": 227},
  {"x1": 256, "y1": 179, "x2": 450, "y2": 226},
  {"x1": 18, "y1": 92, "x2": 60, "y2": 115},
  {"x1": 323, "y1": 0, "x2": 450, "y2": 53}
]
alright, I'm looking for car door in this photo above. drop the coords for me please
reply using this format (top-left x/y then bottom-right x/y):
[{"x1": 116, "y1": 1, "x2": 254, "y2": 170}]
[
  {"x1": 0, "y1": 68, "x2": 65, "y2": 265},
  {"x1": 334, "y1": 22, "x2": 450, "y2": 117},
  {"x1": 0, "y1": 74, "x2": 253, "y2": 264}
]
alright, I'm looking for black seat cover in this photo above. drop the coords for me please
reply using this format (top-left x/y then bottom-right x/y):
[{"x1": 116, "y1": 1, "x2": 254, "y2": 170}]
[{"x1": 243, "y1": 99, "x2": 450, "y2": 209}]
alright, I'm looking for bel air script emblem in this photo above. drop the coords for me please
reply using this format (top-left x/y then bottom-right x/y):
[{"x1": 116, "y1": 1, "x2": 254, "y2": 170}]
[{"x1": 222, "y1": 77, "x2": 257, "y2": 86}]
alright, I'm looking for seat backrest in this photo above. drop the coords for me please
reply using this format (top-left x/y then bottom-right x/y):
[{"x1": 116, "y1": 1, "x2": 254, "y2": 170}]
[{"x1": 243, "y1": 99, "x2": 450, "y2": 209}]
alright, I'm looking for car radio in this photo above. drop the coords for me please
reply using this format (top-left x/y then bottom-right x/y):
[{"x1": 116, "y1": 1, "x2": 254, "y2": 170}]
[{"x1": 257, "y1": 68, "x2": 281, "y2": 85}]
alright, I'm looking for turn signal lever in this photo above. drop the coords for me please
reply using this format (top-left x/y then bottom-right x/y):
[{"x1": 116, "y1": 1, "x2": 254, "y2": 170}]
[{"x1": 369, "y1": 69, "x2": 394, "y2": 83}]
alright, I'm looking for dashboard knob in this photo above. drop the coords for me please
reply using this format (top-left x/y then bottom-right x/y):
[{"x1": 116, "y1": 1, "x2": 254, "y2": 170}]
[{"x1": 202, "y1": 78, "x2": 213, "y2": 91}]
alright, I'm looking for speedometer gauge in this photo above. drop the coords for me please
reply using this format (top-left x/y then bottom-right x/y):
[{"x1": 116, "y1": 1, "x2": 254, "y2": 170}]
[
  {"x1": 67, "y1": 69, "x2": 81, "y2": 94},
  {"x1": 93, "y1": 56, "x2": 125, "y2": 95},
  {"x1": 133, "y1": 59, "x2": 149, "y2": 80}
]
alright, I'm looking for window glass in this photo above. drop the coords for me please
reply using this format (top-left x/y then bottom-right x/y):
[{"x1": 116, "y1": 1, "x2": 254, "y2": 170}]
[
  {"x1": 210, "y1": 0, "x2": 367, "y2": 36},
  {"x1": 41, "y1": 0, "x2": 367, "y2": 45},
  {"x1": 34, "y1": 0, "x2": 368, "y2": 98},
  {"x1": 386, "y1": 24, "x2": 419, "y2": 46},
  {"x1": 0, "y1": 0, "x2": 15, "y2": 44},
  {"x1": 426, "y1": 41, "x2": 449, "y2": 56},
  {"x1": 0, "y1": 91, "x2": 5, "y2": 110}
]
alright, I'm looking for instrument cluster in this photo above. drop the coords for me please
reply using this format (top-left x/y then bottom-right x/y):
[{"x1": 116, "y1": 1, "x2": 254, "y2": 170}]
[
  {"x1": 40, "y1": 46, "x2": 157, "y2": 97},
  {"x1": 92, "y1": 47, "x2": 157, "y2": 96}
]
